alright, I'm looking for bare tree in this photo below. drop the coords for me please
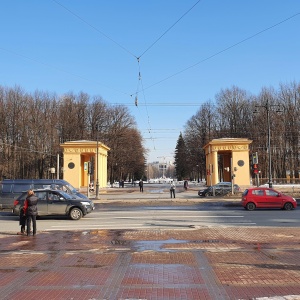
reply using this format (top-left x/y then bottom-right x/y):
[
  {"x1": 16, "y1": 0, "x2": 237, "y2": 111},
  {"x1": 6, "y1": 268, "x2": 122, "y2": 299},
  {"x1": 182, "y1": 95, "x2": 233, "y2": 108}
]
[
  {"x1": 184, "y1": 101, "x2": 216, "y2": 180},
  {"x1": 215, "y1": 86, "x2": 253, "y2": 138},
  {"x1": 278, "y1": 82, "x2": 300, "y2": 179}
]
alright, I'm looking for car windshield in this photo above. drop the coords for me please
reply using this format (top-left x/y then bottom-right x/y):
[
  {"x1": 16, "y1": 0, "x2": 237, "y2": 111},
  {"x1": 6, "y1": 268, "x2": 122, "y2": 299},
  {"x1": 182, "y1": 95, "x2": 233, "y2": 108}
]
[
  {"x1": 242, "y1": 189, "x2": 248, "y2": 196},
  {"x1": 216, "y1": 182, "x2": 231, "y2": 186},
  {"x1": 49, "y1": 183, "x2": 78, "y2": 194},
  {"x1": 65, "y1": 183, "x2": 78, "y2": 193},
  {"x1": 58, "y1": 191, "x2": 76, "y2": 199},
  {"x1": 19, "y1": 190, "x2": 77, "y2": 200}
]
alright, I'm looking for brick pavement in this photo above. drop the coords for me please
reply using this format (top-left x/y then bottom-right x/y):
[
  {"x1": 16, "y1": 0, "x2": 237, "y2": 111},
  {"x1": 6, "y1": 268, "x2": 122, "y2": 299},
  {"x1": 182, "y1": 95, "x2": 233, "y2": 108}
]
[{"x1": 0, "y1": 227, "x2": 300, "y2": 300}]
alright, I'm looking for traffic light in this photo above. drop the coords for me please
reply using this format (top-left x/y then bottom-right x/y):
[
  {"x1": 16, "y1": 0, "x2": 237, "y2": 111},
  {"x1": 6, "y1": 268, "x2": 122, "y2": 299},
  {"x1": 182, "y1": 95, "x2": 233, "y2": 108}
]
[
  {"x1": 253, "y1": 163, "x2": 258, "y2": 174},
  {"x1": 252, "y1": 152, "x2": 258, "y2": 164},
  {"x1": 88, "y1": 161, "x2": 93, "y2": 175}
]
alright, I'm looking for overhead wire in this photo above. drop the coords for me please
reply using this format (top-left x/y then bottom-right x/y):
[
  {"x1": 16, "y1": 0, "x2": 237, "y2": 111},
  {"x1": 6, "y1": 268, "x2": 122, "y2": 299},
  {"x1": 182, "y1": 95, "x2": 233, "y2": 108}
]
[
  {"x1": 40, "y1": 0, "x2": 203, "y2": 148},
  {"x1": 132, "y1": 58, "x2": 157, "y2": 150},
  {"x1": 112, "y1": 102, "x2": 202, "y2": 106},
  {"x1": 50, "y1": 2, "x2": 300, "y2": 112},
  {"x1": 53, "y1": 0, "x2": 202, "y2": 61},
  {"x1": 5, "y1": 3, "x2": 299, "y2": 161},
  {"x1": 128, "y1": 1, "x2": 202, "y2": 152},
  {"x1": 137, "y1": 12, "x2": 300, "y2": 94},
  {"x1": 138, "y1": 0, "x2": 202, "y2": 59},
  {"x1": 139, "y1": 67, "x2": 156, "y2": 151},
  {"x1": 4, "y1": 2, "x2": 298, "y2": 102},
  {"x1": 52, "y1": 0, "x2": 201, "y2": 94},
  {"x1": 52, "y1": 0, "x2": 137, "y2": 59},
  {"x1": 0, "y1": 47, "x2": 129, "y2": 97}
]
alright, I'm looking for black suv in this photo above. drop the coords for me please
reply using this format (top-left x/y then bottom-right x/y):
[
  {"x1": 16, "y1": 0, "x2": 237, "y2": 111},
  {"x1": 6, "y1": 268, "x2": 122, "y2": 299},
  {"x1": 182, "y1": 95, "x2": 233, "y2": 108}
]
[
  {"x1": 198, "y1": 182, "x2": 241, "y2": 197},
  {"x1": 0, "y1": 179, "x2": 89, "y2": 209},
  {"x1": 13, "y1": 189, "x2": 95, "y2": 220}
]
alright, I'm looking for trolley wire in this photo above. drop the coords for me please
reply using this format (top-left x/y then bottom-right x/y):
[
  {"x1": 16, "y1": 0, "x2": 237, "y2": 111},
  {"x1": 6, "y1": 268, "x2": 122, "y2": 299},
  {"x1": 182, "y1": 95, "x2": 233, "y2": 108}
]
[
  {"x1": 138, "y1": 0, "x2": 202, "y2": 59},
  {"x1": 138, "y1": 12, "x2": 300, "y2": 93},
  {"x1": 52, "y1": 0, "x2": 137, "y2": 59}
]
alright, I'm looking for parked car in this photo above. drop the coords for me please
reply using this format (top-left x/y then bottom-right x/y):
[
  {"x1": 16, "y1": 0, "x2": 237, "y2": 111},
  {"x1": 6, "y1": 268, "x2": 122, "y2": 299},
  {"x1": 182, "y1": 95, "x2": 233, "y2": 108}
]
[
  {"x1": 0, "y1": 179, "x2": 89, "y2": 209},
  {"x1": 198, "y1": 182, "x2": 240, "y2": 197},
  {"x1": 13, "y1": 189, "x2": 95, "y2": 220},
  {"x1": 241, "y1": 187, "x2": 297, "y2": 211}
]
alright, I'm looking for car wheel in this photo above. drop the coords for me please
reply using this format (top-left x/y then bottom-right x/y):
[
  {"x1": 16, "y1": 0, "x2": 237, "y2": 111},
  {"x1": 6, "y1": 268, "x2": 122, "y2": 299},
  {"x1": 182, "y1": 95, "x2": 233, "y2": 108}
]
[
  {"x1": 69, "y1": 207, "x2": 83, "y2": 220},
  {"x1": 246, "y1": 202, "x2": 256, "y2": 211},
  {"x1": 284, "y1": 202, "x2": 293, "y2": 211}
]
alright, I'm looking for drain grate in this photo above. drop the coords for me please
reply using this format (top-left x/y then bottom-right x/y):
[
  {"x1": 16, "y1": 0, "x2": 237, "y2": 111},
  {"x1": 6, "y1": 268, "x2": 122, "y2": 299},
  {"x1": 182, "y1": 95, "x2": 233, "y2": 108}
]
[
  {"x1": 111, "y1": 239, "x2": 130, "y2": 246},
  {"x1": 190, "y1": 239, "x2": 221, "y2": 243}
]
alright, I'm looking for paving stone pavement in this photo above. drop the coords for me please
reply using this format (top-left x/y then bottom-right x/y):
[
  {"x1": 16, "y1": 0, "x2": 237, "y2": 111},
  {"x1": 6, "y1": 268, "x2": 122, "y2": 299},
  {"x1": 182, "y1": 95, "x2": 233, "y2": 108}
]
[{"x1": 0, "y1": 227, "x2": 300, "y2": 300}]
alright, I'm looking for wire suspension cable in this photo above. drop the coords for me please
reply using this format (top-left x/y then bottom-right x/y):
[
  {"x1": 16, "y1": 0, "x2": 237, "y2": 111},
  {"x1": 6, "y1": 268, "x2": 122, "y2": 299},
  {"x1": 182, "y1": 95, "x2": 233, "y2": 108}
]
[
  {"x1": 134, "y1": 59, "x2": 156, "y2": 150},
  {"x1": 138, "y1": 0, "x2": 202, "y2": 59},
  {"x1": 52, "y1": 0, "x2": 137, "y2": 59},
  {"x1": 0, "y1": 47, "x2": 129, "y2": 96},
  {"x1": 139, "y1": 12, "x2": 300, "y2": 93}
]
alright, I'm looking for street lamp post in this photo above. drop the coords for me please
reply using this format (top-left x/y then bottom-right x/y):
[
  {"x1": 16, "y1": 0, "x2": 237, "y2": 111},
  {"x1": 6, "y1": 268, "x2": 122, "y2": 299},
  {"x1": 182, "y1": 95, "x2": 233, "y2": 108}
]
[
  {"x1": 95, "y1": 127, "x2": 100, "y2": 199},
  {"x1": 266, "y1": 104, "x2": 272, "y2": 188},
  {"x1": 254, "y1": 99, "x2": 282, "y2": 188}
]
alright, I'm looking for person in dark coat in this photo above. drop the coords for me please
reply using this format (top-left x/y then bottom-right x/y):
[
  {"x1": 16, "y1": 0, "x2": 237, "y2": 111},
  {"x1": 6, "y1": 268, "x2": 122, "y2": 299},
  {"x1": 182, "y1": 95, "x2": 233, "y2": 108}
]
[
  {"x1": 184, "y1": 180, "x2": 188, "y2": 191},
  {"x1": 17, "y1": 206, "x2": 27, "y2": 235},
  {"x1": 23, "y1": 190, "x2": 38, "y2": 236},
  {"x1": 139, "y1": 179, "x2": 143, "y2": 192}
]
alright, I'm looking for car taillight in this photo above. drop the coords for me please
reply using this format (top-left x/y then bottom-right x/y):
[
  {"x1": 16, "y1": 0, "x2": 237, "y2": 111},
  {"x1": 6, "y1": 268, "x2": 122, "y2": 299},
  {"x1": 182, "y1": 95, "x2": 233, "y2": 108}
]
[{"x1": 13, "y1": 199, "x2": 19, "y2": 206}]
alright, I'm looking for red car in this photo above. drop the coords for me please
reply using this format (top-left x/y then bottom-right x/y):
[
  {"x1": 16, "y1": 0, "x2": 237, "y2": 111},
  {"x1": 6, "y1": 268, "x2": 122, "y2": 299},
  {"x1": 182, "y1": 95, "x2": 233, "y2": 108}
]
[{"x1": 241, "y1": 187, "x2": 297, "y2": 211}]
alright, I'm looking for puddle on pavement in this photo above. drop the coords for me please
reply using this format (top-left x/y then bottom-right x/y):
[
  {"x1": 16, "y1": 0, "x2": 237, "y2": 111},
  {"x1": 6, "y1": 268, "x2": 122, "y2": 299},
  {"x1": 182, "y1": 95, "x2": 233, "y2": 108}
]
[{"x1": 133, "y1": 238, "x2": 188, "y2": 252}]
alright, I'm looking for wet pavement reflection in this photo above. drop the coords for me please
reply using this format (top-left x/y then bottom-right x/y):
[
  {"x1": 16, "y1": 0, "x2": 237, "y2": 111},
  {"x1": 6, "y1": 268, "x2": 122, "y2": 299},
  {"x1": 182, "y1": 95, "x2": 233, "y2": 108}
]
[{"x1": 1, "y1": 227, "x2": 300, "y2": 300}]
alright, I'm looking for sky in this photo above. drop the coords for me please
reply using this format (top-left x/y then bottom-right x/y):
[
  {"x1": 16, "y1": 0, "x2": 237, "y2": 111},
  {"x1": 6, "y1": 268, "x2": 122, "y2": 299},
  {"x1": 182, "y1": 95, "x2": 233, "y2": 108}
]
[{"x1": 1, "y1": 1, "x2": 300, "y2": 163}]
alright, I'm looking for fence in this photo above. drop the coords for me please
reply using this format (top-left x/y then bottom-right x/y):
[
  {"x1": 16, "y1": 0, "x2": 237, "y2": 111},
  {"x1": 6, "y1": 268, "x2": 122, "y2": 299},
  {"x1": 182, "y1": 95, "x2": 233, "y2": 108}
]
[{"x1": 251, "y1": 177, "x2": 300, "y2": 194}]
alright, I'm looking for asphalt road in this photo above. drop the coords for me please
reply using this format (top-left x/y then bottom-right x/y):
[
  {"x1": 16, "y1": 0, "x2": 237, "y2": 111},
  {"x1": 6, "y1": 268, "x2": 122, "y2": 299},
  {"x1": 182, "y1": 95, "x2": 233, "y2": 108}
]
[
  {"x1": 1, "y1": 182, "x2": 299, "y2": 232},
  {"x1": 1, "y1": 190, "x2": 299, "y2": 232}
]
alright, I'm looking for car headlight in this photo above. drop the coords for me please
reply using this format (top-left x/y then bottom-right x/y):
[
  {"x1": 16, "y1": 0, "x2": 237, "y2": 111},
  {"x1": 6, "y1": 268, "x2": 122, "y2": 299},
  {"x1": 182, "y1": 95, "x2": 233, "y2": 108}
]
[{"x1": 80, "y1": 201, "x2": 91, "y2": 206}]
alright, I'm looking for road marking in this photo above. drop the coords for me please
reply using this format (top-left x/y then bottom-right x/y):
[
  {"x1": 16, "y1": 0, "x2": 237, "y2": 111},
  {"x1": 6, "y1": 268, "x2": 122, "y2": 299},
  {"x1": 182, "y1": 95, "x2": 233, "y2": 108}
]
[
  {"x1": 47, "y1": 225, "x2": 178, "y2": 230},
  {"x1": 49, "y1": 220, "x2": 252, "y2": 229},
  {"x1": 85, "y1": 215, "x2": 244, "y2": 219},
  {"x1": 50, "y1": 223, "x2": 152, "y2": 227}
]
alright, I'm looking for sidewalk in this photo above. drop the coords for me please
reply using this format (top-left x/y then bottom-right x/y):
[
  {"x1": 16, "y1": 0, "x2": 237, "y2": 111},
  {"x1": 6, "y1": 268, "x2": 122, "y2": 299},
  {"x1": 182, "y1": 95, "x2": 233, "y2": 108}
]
[
  {"x1": 0, "y1": 189, "x2": 299, "y2": 300},
  {"x1": 1, "y1": 228, "x2": 299, "y2": 299},
  {"x1": 91, "y1": 186, "x2": 300, "y2": 206},
  {"x1": 91, "y1": 186, "x2": 242, "y2": 204}
]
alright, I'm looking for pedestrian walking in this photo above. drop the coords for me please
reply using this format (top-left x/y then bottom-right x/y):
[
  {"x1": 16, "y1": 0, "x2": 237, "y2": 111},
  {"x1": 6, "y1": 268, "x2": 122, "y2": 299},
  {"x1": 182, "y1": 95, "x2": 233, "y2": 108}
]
[
  {"x1": 139, "y1": 179, "x2": 143, "y2": 192},
  {"x1": 184, "y1": 180, "x2": 188, "y2": 191},
  {"x1": 89, "y1": 182, "x2": 94, "y2": 192},
  {"x1": 170, "y1": 181, "x2": 176, "y2": 198},
  {"x1": 23, "y1": 190, "x2": 38, "y2": 236}
]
